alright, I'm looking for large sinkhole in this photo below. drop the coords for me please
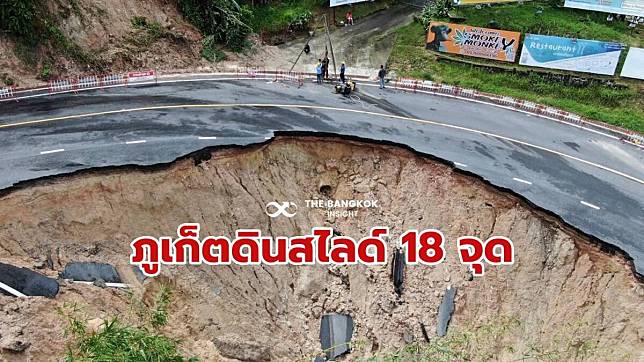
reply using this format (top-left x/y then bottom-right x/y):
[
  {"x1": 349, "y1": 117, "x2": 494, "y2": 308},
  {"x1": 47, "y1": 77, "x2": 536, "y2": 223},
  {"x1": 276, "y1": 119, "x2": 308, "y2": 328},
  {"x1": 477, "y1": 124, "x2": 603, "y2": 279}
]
[{"x1": 0, "y1": 136, "x2": 641, "y2": 361}]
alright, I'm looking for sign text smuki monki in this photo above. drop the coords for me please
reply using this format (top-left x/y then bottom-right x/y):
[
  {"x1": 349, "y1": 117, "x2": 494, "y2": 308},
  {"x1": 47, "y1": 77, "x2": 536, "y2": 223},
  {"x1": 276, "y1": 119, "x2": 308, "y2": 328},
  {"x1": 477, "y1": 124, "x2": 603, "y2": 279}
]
[{"x1": 426, "y1": 22, "x2": 521, "y2": 62}]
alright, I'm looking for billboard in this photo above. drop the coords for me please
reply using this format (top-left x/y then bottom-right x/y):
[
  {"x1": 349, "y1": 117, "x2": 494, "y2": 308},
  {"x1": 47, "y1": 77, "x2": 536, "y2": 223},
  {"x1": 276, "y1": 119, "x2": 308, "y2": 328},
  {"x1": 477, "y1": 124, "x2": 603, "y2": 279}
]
[
  {"x1": 426, "y1": 22, "x2": 521, "y2": 62},
  {"x1": 330, "y1": 0, "x2": 367, "y2": 7},
  {"x1": 564, "y1": 0, "x2": 644, "y2": 17},
  {"x1": 519, "y1": 34, "x2": 622, "y2": 75},
  {"x1": 621, "y1": 47, "x2": 644, "y2": 80}
]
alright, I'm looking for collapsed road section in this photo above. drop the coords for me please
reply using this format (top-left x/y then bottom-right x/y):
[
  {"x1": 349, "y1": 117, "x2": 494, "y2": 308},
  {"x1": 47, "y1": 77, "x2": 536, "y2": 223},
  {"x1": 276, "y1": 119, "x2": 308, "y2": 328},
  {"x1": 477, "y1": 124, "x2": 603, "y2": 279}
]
[{"x1": 0, "y1": 135, "x2": 642, "y2": 360}]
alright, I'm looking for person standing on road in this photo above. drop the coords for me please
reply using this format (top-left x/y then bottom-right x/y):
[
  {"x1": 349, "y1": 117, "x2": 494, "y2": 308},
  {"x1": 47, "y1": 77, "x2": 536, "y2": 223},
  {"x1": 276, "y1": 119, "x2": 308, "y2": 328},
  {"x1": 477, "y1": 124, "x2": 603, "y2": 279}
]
[
  {"x1": 322, "y1": 56, "x2": 330, "y2": 80},
  {"x1": 316, "y1": 59, "x2": 323, "y2": 84},
  {"x1": 340, "y1": 62, "x2": 346, "y2": 83},
  {"x1": 378, "y1": 64, "x2": 386, "y2": 89}
]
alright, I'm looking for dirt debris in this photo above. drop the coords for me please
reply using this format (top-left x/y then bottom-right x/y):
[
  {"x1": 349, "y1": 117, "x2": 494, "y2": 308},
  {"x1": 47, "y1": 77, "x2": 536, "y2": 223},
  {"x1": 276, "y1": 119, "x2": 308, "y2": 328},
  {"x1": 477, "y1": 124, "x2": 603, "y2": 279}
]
[{"x1": 0, "y1": 136, "x2": 642, "y2": 361}]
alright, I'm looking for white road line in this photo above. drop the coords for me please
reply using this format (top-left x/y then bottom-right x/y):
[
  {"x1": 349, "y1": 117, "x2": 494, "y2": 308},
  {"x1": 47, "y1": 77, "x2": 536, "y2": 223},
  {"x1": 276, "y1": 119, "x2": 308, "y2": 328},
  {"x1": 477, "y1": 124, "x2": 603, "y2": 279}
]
[
  {"x1": 580, "y1": 201, "x2": 601, "y2": 210},
  {"x1": 125, "y1": 140, "x2": 146, "y2": 145},
  {"x1": 512, "y1": 177, "x2": 533, "y2": 185},
  {"x1": 454, "y1": 162, "x2": 468, "y2": 167},
  {"x1": 40, "y1": 148, "x2": 64, "y2": 155},
  {"x1": 3, "y1": 75, "x2": 637, "y2": 145},
  {"x1": 0, "y1": 281, "x2": 27, "y2": 297},
  {"x1": 198, "y1": 136, "x2": 218, "y2": 140},
  {"x1": 4, "y1": 104, "x2": 643, "y2": 186}
]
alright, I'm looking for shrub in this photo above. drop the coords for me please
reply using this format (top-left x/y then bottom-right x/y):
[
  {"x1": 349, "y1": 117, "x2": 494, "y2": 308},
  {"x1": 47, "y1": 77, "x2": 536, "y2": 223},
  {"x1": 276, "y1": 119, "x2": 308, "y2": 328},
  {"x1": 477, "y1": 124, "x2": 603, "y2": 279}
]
[
  {"x1": 286, "y1": 9, "x2": 312, "y2": 32},
  {"x1": 131, "y1": 16, "x2": 148, "y2": 29},
  {"x1": 39, "y1": 61, "x2": 53, "y2": 80},
  {"x1": 177, "y1": 0, "x2": 251, "y2": 52},
  {"x1": 420, "y1": 0, "x2": 450, "y2": 29},
  {"x1": 60, "y1": 285, "x2": 195, "y2": 361},
  {"x1": 201, "y1": 35, "x2": 227, "y2": 62},
  {"x1": 0, "y1": 0, "x2": 38, "y2": 38}
]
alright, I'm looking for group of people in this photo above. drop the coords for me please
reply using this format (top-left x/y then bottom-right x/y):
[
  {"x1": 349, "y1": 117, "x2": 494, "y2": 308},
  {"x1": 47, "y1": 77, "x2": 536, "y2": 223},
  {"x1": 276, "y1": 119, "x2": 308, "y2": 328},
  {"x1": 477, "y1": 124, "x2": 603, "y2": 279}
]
[
  {"x1": 315, "y1": 58, "x2": 330, "y2": 84},
  {"x1": 315, "y1": 60, "x2": 387, "y2": 90}
]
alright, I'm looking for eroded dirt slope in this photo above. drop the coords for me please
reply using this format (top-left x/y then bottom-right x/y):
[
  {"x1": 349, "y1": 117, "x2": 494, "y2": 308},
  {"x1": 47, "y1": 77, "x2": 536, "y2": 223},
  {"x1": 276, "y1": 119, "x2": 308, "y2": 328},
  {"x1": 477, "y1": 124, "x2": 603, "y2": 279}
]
[
  {"x1": 0, "y1": 136, "x2": 642, "y2": 361},
  {"x1": 0, "y1": 0, "x2": 203, "y2": 87}
]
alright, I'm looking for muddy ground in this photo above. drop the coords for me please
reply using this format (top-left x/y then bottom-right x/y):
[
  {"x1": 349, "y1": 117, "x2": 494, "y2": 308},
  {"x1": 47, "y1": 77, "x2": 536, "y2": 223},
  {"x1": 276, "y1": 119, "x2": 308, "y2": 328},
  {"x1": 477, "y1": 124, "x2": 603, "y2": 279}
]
[{"x1": 0, "y1": 136, "x2": 642, "y2": 361}]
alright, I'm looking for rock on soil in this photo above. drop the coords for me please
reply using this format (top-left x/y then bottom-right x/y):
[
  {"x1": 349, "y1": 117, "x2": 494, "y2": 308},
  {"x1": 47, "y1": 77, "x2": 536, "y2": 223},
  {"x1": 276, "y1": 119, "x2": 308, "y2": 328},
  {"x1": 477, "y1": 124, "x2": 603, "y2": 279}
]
[{"x1": 0, "y1": 136, "x2": 642, "y2": 361}]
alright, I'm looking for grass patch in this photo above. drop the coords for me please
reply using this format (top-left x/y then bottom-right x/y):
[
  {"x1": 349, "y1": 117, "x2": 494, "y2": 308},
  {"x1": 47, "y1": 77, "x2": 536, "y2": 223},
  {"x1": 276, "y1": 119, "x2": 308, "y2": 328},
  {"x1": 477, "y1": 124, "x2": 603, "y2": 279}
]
[
  {"x1": 450, "y1": 1, "x2": 640, "y2": 46},
  {"x1": 247, "y1": 0, "x2": 322, "y2": 34},
  {"x1": 389, "y1": 13, "x2": 644, "y2": 132},
  {"x1": 358, "y1": 316, "x2": 630, "y2": 361},
  {"x1": 60, "y1": 284, "x2": 195, "y2": 362}
]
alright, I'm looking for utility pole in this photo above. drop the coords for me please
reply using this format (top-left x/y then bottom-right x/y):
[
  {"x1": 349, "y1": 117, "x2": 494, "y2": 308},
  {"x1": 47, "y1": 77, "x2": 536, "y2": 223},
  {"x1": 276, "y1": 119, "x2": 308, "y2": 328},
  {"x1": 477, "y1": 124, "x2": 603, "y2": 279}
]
[{"x1": 322, "y1": 14, "x2": 338, "y2": 80}]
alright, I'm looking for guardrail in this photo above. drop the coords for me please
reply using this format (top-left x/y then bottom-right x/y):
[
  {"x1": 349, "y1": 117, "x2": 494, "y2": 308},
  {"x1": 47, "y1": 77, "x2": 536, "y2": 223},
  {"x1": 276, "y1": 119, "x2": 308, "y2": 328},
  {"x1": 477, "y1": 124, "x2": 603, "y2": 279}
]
[
  {"x1": 3, "y1": 70, "x2": 156, "y2": 102},
  {"x1": 0, "y1": 86, "x2": 15, "y2": 101},
  {"x1": 0, "y1": 69, "x2": 640, "y2": 149},
  {"x1": 389, "y1": 77, "x2": 642, "y2": 148}
]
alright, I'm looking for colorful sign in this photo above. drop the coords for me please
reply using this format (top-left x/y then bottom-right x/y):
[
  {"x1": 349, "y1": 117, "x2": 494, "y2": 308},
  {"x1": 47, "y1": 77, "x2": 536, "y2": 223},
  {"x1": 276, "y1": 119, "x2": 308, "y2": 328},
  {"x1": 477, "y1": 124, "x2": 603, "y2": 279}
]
[
  {"x1": 453, "y1": 0, "x2": 525, "y2": 4},
  {"x1": 519, "y1": 34, "x2": 622, "y2": 75},
  {"x1": 621, "y1": 47, "x2": 644, "y2": 80},
  {"x1": 564, "y1": 0, "x2": 644, "y2": 17},
  {"x1": 329, "y1": 0, "x2": 367, "y2": 7},
  {"x1": 426, "y1": 22, "x2": 521, "y2": 62}
]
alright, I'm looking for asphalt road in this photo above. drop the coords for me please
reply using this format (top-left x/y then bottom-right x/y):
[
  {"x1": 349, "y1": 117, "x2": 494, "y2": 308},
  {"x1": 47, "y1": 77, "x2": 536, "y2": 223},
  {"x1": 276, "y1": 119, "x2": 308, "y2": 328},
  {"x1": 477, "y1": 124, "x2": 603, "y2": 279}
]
[{"x1": 1, "y1": 78, "x2": 642, "y2": 274}]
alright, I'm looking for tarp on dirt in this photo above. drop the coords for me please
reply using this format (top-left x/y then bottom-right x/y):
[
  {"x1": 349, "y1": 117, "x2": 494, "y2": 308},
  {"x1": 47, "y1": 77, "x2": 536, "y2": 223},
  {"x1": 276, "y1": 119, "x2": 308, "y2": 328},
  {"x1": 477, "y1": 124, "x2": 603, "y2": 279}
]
[
  {"x1": 0, "y1": 262, "x2": 59, "y2": 298},
  {"x1": 59, "y1": 262, "x2": 122, "y2": 283},
  {"x1": 437, "y1": 285, "x2": 457, "y2": 337},
  {"x1": 320, "y1": 313, "x2": 354, "y2": 360},
  {"x1": 391, "y1": 248, "x2": 405, "y2": 296}
]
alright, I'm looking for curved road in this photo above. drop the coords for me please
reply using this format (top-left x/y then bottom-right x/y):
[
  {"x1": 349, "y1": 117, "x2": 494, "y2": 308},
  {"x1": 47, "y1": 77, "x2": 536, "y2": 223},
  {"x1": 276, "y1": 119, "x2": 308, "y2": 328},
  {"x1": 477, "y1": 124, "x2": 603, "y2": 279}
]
[{"x1": 1, "y1": 77, "x2": 642, "y2": 274}]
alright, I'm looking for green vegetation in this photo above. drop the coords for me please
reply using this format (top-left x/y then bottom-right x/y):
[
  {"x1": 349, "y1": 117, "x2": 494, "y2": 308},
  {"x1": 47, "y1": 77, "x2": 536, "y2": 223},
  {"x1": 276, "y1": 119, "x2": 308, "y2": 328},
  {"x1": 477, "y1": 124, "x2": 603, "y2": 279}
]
[
  {"x1": 450, "y1": 1, "x2": 639, "y2": 46},
  {"x1": 60, "y1": 285, "x2": 195, "y2": 362},
  {"x1": 40, "y1": 60, "x2": 53, "y2": 80},
  {"x1": 246, "y1": 0, "x2": 398, "y2": 38},
  {"x1": 177, "y1": 0, "x2": 252, "y2": 51},
  {"x1": 357, "y1": 316, "x2": 627, "y2": 361},
  {"x1": 0, "y1": 0, "x2": 38, "y2": 39},
  {"x1": 390, "y1": 2, "x2": 644, "y2": 132},
  {"x1": 201, "y1": 35, "x2": 227, "y2": 62},
  {"x1": 129, "y1": 16, "x2": 174, "y2": 47},
  {"x1": 246, "y1": 0, "x2": 321, "y2": 34}
]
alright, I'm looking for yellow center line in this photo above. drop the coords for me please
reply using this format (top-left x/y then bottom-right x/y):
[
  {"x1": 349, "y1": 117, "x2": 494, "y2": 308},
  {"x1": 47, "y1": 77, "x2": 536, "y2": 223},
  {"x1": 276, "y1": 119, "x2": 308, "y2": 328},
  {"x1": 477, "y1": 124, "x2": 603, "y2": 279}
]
[{"x1": 1, "y1": 103, "x2": 642, "y2": 185}]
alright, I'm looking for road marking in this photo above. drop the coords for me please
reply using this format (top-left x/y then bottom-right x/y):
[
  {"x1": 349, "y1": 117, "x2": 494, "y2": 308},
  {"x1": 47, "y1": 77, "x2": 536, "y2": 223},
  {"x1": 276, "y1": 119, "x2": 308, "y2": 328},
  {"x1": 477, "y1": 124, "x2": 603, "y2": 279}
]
[
  {"x1": 454, "y1": 162, "x2": 468, "y2": 167},
  {"x1": 198, "y1": 136, "x2": 218, "y2": 140},
  {"x1": 40, "y1": 148, "x2": 64, "y2": 155},
  {"x1": 512, "y1": 177, "x2": 533, "y2": 185},
  {"x1": 4, "y1": 75, "x2": 635, "y2": 144},
  {"x1": 125, "y1": 140, "x2": 146, "y2": 145},
  {"x1": 2, "y1": 103, "x2": 643, "y2": 185},
  {"x1": 580, "y1": 201, "x2": 601, "y2": 210}
]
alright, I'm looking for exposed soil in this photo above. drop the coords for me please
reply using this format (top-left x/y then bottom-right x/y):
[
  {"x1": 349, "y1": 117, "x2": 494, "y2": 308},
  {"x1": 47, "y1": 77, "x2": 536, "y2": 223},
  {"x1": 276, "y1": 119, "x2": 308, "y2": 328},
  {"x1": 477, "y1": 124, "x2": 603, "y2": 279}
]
[
  {"x1": 224, "y1": 3, "x2": 416, "y2": 78},
  {"x1": 0, "y1": 136, "x2": 642, "y2": 361},
  {"x1": 0, "y1": 0, "x2": 203, "y2": 87},
  {"x1": 0, "y1": 1, "x2": 417, "y2": 87}
]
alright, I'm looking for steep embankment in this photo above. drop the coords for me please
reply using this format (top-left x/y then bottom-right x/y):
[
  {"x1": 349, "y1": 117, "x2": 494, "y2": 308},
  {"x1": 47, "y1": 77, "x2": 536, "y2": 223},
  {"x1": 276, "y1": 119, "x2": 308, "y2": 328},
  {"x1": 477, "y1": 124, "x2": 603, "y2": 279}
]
[
  {"x1": 0, "y1": 0, "x2": 202, "y2": 87},
  {"x1": 0, "y1": 136, "x2": 642, "y2": 361}
]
